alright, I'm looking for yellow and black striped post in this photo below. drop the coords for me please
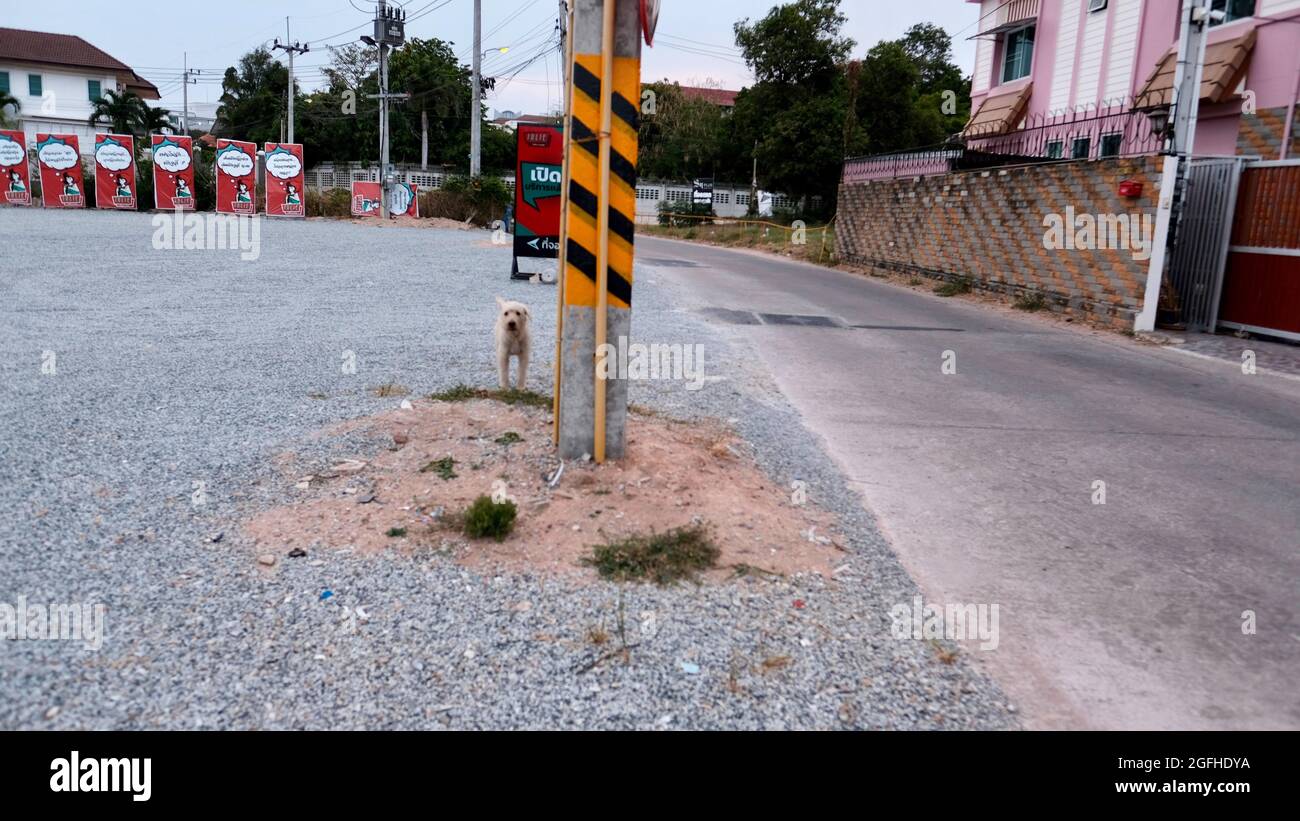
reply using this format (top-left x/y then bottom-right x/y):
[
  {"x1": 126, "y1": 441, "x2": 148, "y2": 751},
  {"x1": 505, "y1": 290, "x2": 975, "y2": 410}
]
[{"x1": 555, "y1": 0, "x2": 641, "y2": 462}]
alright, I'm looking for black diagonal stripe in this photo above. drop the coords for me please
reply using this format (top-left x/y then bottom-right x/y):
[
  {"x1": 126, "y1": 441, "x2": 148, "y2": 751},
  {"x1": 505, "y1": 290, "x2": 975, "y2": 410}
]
[
  {"x1": 569, "y1": 179, "x2": 636, "y2": 248},
  {"x1": 573, "y1": 62, "x2": 600, "y2": 104},
  {"x1": 571, "y1": 116, "x2": 637, "y2": 191},
  {"x1": 567, "y1": 239, "x2": 633, "y2": 306},
  {"x1": 611, "y1": 92, "x2": 639, "y2": 131},
  {"x1": 571, "y1": 117, "x2": 598, "y2": 157}
]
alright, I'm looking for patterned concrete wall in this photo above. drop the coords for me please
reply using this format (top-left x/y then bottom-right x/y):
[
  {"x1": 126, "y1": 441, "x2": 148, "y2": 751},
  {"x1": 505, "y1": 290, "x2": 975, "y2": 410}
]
[
  {"x1": 835, "y1": 157, "x2": 1163, "y2": 327},
  {"x1": 1236, "y1": 106, "x2": 1300, "y2": 159}
]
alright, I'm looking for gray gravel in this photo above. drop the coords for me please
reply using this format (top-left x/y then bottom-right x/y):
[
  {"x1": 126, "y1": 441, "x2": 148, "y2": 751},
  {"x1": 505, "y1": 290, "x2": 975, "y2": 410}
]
[{"x1": 0, "y1": 208, "x2": 1016, "y2": 729}]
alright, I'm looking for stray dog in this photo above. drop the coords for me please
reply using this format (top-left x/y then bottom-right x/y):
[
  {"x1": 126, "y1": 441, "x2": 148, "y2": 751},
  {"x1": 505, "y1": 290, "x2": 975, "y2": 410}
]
[{"x1": 494, "y1": 296, "x2": 531, "y2": 390}]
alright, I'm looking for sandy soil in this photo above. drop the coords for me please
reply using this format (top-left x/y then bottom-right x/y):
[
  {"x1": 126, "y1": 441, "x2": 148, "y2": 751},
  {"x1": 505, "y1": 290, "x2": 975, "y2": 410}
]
[{"x1": 243, "y1": 398, "x2": 845, "y2": 581}]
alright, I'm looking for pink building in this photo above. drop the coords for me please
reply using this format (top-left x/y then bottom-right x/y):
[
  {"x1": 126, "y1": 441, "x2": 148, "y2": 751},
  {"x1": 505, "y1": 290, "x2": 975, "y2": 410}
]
[{"x1": 966, "y1": 0, "x2": 1300, "y2": 159}]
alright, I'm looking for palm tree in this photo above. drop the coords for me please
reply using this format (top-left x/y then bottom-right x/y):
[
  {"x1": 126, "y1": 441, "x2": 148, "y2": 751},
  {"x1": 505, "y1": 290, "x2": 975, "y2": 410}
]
[
  {"x1": 137, "y1": 102, "x2": 172, "y2": 135},
  {"x1": 0, "y1": 91, "x2": 19, "y2": 128},
  {"x1": 88, "y1": 89, "x2": 143, "y2": 134}
]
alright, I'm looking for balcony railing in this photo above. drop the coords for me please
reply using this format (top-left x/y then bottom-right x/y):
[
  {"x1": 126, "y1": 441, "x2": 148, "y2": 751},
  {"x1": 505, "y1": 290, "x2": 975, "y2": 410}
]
[{"x1": 983, "y1": 0, "x2": 1040, "y2": 33}]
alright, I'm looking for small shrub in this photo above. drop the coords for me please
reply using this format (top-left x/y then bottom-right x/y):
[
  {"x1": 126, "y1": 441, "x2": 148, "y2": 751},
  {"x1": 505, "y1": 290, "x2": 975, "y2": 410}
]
[
  {"x1": 386, "y1": 526, "x2": 407, "y2": 538},
  {"x1": 935, "y1": 276, "x2": 973, "y2": 297},
  {"x1": 428, "y1": 384, "x2": 551, "y2": 409},
  {"x1": 495, "y1": 431, "x2": 522, "y2": 445},
  {"x1": 462, "y1": 495, "x2": 517, "y2": 541},
  {"x1": 306, "y1": 187, "x2": 352, "y2": 217},
  {"x1": 1013, "y1": 290, "x2": 1047, "y2": 312},
  {"x1": 583, "y1": 524, "x2": 720, "y2": 585}
]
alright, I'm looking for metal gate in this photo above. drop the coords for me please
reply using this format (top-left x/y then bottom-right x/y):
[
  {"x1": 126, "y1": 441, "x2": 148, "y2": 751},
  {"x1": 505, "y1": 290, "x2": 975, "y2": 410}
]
[
  {"x1": 1218, "y1": 160, "x2": 1300, "y2": 342},
  {"x1": 1166, "y1": 157, "x2": 1244, "y2": 331}
]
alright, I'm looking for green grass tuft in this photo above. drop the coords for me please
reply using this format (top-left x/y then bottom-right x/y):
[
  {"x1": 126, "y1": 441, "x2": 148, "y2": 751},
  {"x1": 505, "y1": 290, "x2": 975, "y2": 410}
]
[
  {"x1": 934, "y1": 277, "x2": 973, "y2": 297},
  {"x1": 462, "y1": 495, "x2": 517, "y2": 541},
  {"x1": 583, "y1": 524, "x2": 720, "y2": 585},
  {"x1": 420, "y1": 456, "x2": 457, "y2": 480},
  {"x1": 495, "y1": 431, "x2": 523, "y2": 445},
  {"x1": 428, "y1": 384, "x2": 551, "y2": 409},
  {"x1": 1013, "y1": 291, "x2": 1047, "y2": 312},
  {"x1": 386, "y1": 526, "x2": 407, "y2": 538}
]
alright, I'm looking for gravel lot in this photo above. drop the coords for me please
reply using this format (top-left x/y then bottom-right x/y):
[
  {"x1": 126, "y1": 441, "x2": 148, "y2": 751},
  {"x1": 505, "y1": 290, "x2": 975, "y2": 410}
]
[{"x1": 0, "y1": 209, "x2": 1015, "y2": 729}]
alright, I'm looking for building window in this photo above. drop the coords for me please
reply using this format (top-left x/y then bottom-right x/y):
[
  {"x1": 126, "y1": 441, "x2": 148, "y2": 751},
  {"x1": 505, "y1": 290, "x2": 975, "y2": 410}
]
[
  {"x1": 0, "y1": 72, "x2": 9, "y2": 94},
  {"x1": 88, "y1": 80, "x2": 101, "y2": 102},
  {"x1": 1088, "y1": 0, "x2": 1108, "y2": 10},
  {"x1": 1046, "y1": 140, "x2": 1064, "y2": 159},
  {"x1": 1099, "y1": 133, "x2": 1122, "y2": 157},
  {"x1": 1072, "y1": 137, "x2": 1092, "y2": 159},
  {"x1": 1209, "y1": 0, "x2": 1254, "y2": 25},
  {"x1": 1001, "y1": 25, "x2": 1035, "y2": 83},
  {"x1": 28, "y1": 74, "x2": 42, "y2": 97}
]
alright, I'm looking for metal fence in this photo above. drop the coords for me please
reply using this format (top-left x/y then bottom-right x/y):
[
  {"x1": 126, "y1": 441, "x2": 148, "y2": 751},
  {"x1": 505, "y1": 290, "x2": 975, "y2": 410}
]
[
  {"x1": 1167, "y1": 157, "x2": 1246, "y2": 331},
  {"x1": 843, "y1": 97, "x2": 1167, "y2": 183}
]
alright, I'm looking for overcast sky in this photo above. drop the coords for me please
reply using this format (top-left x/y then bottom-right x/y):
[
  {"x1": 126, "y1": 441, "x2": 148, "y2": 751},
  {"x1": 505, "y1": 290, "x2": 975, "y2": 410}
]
[{"x1": 5, "y1": 0, "x2": 979, "y2": 117}]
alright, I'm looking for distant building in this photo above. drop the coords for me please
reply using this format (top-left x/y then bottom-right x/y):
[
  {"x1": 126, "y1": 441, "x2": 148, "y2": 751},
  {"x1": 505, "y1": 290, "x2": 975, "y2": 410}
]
[
  {"x1": 165, "y1": 101, "x2": 218, "y2": 135},
  {"x1": 641, "y1": 83, "x2": 740, "y2": 113},
  {"x1": 490, "y1": 111, "x2": 562, "y2": 131},
  {"x1": 0, "y1": 27, "x2": 160, "y2": 154}
]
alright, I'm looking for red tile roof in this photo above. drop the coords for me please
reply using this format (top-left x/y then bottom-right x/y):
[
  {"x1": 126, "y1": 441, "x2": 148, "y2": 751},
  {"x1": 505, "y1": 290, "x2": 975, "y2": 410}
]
[
  {"x1": 677, "y1": 86, "x2": 739, "y2": 107},
  {"x1": 0, "y1": 27, "x2": 159, "y2": 99}
]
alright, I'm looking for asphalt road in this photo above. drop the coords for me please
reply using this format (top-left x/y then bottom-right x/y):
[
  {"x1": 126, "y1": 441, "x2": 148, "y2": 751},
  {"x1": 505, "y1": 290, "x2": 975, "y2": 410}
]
[{"x1": 638, "y1": 235, "x2": 1300, "y2": 730}]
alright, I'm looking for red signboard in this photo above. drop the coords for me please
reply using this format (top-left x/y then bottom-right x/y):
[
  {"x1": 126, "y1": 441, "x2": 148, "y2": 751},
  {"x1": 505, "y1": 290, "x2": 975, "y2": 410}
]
[
  {"x1": 264, "y1": 142, "x2": 305, "y2": 218},
  {"x1": 215, "y1": 138, "x2": 257, "y2": 215},
  {"x1": 513, "y1": 124, "x2": 564, "y2": 277},
  {"x1": 35, "y1": 133, "x2": 84, "y2": 209},
  {"x1": 351, "y1": 181, "x2": 383, "y2": 217},
  {"x1": 0, "y1": 130, "x2": 31, "y2": 206},
  {"x1": 94, "y1": 133, "x2": 137, "y2": 210},
  {"x1": 152, "y1": 134, "x2": 196, "y2": 211}
]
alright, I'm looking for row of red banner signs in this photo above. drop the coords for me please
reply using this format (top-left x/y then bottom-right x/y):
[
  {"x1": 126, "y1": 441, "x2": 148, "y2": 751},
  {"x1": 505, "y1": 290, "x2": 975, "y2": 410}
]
[
  {"x1": 0, "y1": 130, "x2": 305, "y2": 216},
  {"x1": 349, "y1": 181, "x2": 419, "y2": 218}
]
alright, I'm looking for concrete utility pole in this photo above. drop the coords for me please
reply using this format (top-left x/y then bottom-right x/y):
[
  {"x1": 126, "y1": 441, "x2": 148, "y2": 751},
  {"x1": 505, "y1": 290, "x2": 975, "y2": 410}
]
[
  {"x1": 273, "y1": 19, "x2": 309, "y2": 145},
  {"x1": 470, "y1": 0, "x2": 483, "y2": 177},
  {"x1": 364, "y1": 0, "x2": 408, "y2": 215},
  {"x1": 1135, "y1": 0, "x2": 1211, "y2": 332},
  {"x1": 180, "y1": 53, "x2": 200, "y2": 135}
]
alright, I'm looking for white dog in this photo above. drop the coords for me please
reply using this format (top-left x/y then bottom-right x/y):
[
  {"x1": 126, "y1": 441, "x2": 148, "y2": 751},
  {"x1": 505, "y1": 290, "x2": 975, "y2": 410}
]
[{"x1": 494, "y1": 296, "x2": 531, "y2": 390}]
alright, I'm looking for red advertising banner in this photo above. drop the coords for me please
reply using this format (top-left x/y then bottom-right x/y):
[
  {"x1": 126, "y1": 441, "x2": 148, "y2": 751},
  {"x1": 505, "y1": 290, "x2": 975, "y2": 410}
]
[
  {"x1": 263, "y1": 142, "x2": 305, "y2": 218},
  {"x1": 350, "y1": 180, "x2": 419, "y2": 218},
  {"x1": 152, "y1": 134, "x2": 196, "y2": 211},
  {"x1": 513, "y1": 124, "x2": 563, "y2": 277},
  {"x1": 35, "y1": 133, "x2": 84, "y2": 209},
  {"x1": 351, "y1": 181, "x2": 382, "y2": 217},
  {"x1": 0, "y1": 130, "x2": 31, "y2": 206},
  {"x1": 215, "y1": 138, "x2": 257, "y2": 215},
  {"x1": 94, "y1": 133, "x2": 137, "y2": 210}
]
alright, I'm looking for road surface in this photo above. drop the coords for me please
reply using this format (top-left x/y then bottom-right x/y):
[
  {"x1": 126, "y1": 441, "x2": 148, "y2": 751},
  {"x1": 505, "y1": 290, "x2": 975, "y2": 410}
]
[{"x1": 639, "y1": 234, "x2": 1300, "y2": 730}]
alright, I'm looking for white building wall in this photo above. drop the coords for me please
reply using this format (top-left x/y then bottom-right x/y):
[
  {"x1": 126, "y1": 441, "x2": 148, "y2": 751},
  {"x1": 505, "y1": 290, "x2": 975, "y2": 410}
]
[
  {"x1": 1104, "y1": 0, "x2": 1144, "y2": 102},
  {"x1": 1049, "y1": 0, "x2": 1083, "y2": 111},
  {"x1": 971, "y1": 0, "x2": 999, "y2": 93},
  {"x1": 1074, "y1": 2, "x2": 1110, "y2": 107},
  {"x1": 1, "y1": 63, "x2": 117, "y2": 153}
]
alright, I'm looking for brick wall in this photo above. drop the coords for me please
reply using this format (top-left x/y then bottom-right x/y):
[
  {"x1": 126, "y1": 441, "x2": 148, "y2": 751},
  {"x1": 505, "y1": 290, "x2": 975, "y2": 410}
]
[
  {"x1": 1236, "y1": 106, "x2": 1300, "y2": 159},
  {"x1": 835, "y1": 157, "x2": 1162, "y2": 328}
]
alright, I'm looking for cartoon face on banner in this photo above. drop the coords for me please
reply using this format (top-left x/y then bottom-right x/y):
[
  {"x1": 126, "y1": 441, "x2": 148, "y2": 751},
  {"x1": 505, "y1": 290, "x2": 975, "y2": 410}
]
[
  {"x1": 94, "y1": 134, "x2": 136, "y2": 210},
  {"x1": 152, "y1": 135, "x2": 195, "y2": 210},
  {"x1": 514, "y1": 125, "x2": 563, "y2": 260},
  {"x1": 389, "y1": 182, "x2": 418, "y2": 217},
  {"x1": 0, "y1": 130, "x2": 32, "y2": 206},
  {"x1": 263, "y1": 143, "x2": 304, "y2": 217},
  {"x1": 35, "y1": 134, "x2": 84, "y2": 209},
  {"x1": 215, "y1": 139, "x2": 257, "y2": 215},
  {"x1": 351, "y1": 181, "x2": 382, "y2": 217}
]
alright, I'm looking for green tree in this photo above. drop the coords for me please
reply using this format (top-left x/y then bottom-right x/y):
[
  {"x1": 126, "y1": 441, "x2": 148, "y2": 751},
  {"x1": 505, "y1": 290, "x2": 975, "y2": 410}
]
[
  {"x1": 0, "y1": 91, "x2": 19, "y2": 127},
  {"x1": 87, "y1": 89, "x2": 144, "y2": 134},
  {"x1": 388, "y1": 37, "x2": 474, "y2": 168},
  {"x1": 216, "y1": 48, "x2": 290, "y2": 144},
  {"x1": 638, "y1": 81, "x2": 735, "y2": 182}
]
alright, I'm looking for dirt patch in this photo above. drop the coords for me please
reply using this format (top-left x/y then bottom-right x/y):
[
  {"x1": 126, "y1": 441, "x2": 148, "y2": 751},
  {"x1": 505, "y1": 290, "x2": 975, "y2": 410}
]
[
  {"x1": 329, "y1": 215, "x2": 476, "y2": 231},
  {"x1": 242, "y1": 398, "x2": 844, "y2": 581}
]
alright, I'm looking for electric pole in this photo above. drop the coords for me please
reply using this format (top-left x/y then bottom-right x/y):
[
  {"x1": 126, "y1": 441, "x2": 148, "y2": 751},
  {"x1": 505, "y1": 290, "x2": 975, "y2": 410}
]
[
  {"x1": 180, "y1": 53, "x2": 200, "y2": 135},
  {"x1": 364, "y1": 0, "x2": 408, "y2": 215},
  {"x1": 470, "y1": 0, "x2": 483, "y2": 177},
  {"x1": 273, "y1": 19, "x2": 309, "y2": 144}
]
